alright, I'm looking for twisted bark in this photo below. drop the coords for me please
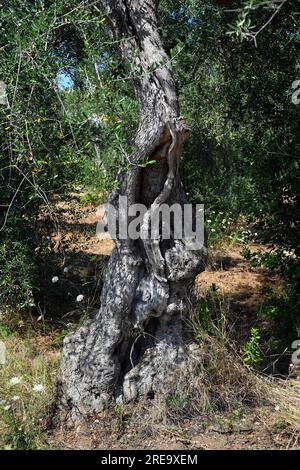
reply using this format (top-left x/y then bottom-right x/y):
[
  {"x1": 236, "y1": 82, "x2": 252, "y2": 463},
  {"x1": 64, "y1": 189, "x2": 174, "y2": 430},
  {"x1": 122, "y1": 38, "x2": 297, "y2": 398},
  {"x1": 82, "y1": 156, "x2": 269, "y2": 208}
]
[{"x1": 60, "y1": 0, "x2": 207, "y2": 420}]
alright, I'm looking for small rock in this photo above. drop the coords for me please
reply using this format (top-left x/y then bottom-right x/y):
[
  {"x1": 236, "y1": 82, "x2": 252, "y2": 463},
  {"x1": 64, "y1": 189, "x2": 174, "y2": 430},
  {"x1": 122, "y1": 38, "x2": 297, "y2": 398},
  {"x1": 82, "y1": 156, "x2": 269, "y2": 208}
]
[{"x1": 238, "y1": 425, "x2": 253, "y2": 433}]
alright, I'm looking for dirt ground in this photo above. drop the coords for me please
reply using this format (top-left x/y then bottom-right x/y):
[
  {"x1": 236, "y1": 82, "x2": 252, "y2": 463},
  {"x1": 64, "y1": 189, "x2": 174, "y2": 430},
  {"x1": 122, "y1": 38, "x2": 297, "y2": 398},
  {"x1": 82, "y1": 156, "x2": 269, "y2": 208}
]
[
  {"x1": 45, "y1": 194, "x2": 299, "y2": 450},
  {"x1": 51, "y1": 413, "x2": 292, "y2": 450}
]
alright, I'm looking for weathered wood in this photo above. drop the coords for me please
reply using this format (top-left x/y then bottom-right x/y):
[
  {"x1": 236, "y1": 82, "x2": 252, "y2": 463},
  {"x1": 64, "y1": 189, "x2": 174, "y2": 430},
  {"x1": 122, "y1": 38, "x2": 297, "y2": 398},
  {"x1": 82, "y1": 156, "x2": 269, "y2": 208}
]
[{"x1": 60, "y1": 0, "x2": 207, "y2": 420}]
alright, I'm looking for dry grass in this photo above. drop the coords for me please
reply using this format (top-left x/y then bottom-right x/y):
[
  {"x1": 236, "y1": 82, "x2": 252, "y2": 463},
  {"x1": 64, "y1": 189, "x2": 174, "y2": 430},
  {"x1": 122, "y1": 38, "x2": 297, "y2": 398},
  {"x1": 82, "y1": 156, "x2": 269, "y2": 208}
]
[
  {"x1": 270, "y1": 379, "x2": 300, "y2": 429},
  {"x1": 0, "y1": 322, "x2": 60, "y2": 449}
]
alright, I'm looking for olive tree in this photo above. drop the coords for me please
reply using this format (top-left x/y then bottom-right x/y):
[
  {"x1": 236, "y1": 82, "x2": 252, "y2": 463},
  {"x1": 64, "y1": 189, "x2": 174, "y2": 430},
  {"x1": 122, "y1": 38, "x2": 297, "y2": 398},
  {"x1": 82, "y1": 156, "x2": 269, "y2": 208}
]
[{"x1": 60, "y1": 0, "x2": 206, "y2": 419}]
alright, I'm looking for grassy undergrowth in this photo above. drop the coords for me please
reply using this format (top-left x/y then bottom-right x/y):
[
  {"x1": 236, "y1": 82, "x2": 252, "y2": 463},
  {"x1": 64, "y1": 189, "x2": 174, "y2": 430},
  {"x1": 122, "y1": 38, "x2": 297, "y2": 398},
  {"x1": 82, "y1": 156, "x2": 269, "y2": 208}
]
[
  {"x1": 98, "y1": 289, "x2": 300, "y2": 448},
  {"x1": 0, "y1": 238, "x2": 299, "y2": 449},
  {"x1": 0, "y1": 318, "x2": 60, "y2": 449}
]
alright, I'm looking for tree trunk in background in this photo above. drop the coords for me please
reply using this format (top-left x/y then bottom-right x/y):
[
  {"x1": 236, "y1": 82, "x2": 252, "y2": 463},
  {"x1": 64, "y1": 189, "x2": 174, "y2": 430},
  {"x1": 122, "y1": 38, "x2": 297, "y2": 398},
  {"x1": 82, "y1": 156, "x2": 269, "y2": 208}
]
[{"x1": 60, "y1": 0, "x2": 207, "y2": 420}]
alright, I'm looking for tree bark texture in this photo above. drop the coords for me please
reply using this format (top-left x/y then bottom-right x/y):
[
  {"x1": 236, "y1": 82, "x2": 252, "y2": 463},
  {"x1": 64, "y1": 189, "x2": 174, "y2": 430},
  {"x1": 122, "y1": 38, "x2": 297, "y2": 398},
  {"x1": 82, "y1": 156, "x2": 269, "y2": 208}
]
[{"x1": 60, "y1": 0, "x2": 207, "y2": 419}]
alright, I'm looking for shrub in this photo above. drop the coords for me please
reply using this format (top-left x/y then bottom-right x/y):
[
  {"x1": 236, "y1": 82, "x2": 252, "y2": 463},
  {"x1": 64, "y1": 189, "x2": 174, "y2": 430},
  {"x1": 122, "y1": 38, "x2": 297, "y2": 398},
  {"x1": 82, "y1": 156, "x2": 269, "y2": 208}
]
[{"x1": 0, "y1": 240, "x2": 35, "y2": 311}]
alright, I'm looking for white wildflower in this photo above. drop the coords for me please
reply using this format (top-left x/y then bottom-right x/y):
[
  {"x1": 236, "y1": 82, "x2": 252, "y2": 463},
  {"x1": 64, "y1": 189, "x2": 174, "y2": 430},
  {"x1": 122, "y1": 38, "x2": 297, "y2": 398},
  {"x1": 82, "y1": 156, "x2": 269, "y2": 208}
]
[
  {"x1": 206, "y1": 219, "x2": 212, "y2": 223},
  {"x1": 51, "y1": 276, "x2": 59, "y2": 283},
  {"x1": 63, "y1": 267, "x2": 69, "y2": 273},
  {"x1": 32, "y1": 384, "x2": 44, "y2": 393},
  {"x1": 211, "y1": 228, "x2": 216, "y2": 233},
  {"x1": 9, "y1": 377, "x2": 21, "y2": 386},
  {"x1": 76, "y1": 294, "x2": 84, "y2": 303},
  {"x1": 12, "y1": 396, "x2": 20, "y2": 401},
  {"x1": 4, "y1": 405, "x2": 11, "y2": 411}
]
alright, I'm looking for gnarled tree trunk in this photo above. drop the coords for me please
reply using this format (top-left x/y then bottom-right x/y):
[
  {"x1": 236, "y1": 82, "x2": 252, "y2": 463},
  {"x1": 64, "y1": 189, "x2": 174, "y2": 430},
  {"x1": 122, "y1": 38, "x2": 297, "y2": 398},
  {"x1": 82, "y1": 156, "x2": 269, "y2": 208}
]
[{"x1": 60, "y1": 0, "x2": 207, "y2": 420}]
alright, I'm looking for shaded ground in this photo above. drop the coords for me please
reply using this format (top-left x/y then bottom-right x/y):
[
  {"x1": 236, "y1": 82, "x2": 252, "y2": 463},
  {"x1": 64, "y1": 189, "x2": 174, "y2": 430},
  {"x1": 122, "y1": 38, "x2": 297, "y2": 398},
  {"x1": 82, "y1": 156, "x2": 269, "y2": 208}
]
[
  {"x1": 49, "y1": 192, "x2": 114, "y2": 258},
  {"x1": 35, "y1": 193, "x2": 113, "y2": 322},
  {"x1": 198, "y1": 244, "x2": 281, "y2": 314}
]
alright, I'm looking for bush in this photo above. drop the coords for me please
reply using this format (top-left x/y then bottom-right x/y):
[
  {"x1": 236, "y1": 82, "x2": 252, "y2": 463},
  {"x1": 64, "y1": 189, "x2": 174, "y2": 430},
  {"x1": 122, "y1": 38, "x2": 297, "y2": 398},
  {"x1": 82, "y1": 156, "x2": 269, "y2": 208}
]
[{"x1": 0, "y1": 240, "x2": 35, "y2": 311}]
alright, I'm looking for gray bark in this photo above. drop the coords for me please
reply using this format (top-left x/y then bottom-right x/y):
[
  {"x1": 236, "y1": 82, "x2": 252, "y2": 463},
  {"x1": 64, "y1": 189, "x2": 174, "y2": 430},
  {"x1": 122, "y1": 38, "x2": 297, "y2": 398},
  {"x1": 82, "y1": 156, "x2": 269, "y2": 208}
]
[{"x1": 60, "y1": 0, "x2": 207, "y2": 420}]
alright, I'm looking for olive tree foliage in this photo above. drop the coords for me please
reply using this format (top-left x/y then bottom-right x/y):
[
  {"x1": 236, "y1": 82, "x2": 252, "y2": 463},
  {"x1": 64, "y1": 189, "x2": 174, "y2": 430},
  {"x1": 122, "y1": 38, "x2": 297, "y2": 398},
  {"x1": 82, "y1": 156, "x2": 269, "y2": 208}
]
[
  {"x1": 161, "y1": 0, "x2": 300, "y2": 341},
  {"x1": 0, "y1": 1, "x2": 134, "y2": 310}
]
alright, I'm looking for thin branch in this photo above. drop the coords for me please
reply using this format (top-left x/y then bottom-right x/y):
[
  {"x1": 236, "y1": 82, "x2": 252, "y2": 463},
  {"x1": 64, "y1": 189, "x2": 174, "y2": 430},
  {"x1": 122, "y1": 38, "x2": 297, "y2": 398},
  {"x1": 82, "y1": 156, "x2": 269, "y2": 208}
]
[
  {"x1": 0, "y1": 175, "x2": 26, "y2": 232},
  {"x1": 245, "y1": 0, "x2": 288, "y2": 46}
]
